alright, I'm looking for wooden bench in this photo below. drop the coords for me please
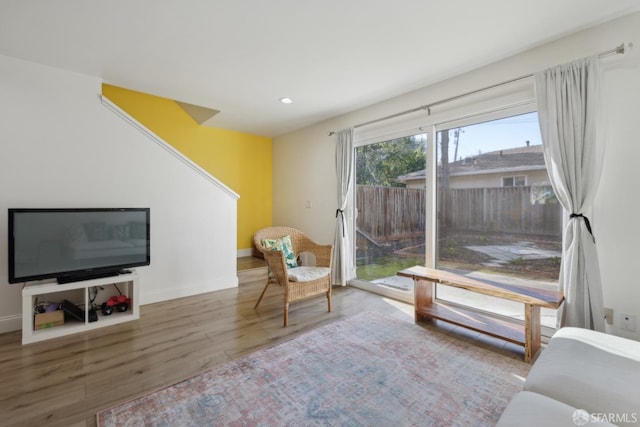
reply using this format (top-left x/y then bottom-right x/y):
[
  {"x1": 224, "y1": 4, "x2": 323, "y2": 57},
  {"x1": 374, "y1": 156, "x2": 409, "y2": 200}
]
[{"x1": 398, "y1": 266, "x2": 564, "y2": 362}]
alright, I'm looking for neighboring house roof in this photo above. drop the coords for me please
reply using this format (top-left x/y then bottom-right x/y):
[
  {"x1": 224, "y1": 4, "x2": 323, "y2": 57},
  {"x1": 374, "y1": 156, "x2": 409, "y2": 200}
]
[{"x1": 396, "y1": 144, "x2": 546, "y2": 183}]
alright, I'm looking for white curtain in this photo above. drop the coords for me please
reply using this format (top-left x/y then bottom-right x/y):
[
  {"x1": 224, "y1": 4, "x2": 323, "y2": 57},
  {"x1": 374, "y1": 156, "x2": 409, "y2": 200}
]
[
  {"x1": 332, "y1": 128, "x2": 355, "y2": 286},
  {"x1": 534, "y1": 55, "x2": 605, "y2": 331}
]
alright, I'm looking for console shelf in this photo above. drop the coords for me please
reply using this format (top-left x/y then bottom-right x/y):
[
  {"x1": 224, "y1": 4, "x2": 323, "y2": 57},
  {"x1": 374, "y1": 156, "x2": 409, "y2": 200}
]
[{"x1": 21, "y1": 272, "x2": 139, "y2": 345}]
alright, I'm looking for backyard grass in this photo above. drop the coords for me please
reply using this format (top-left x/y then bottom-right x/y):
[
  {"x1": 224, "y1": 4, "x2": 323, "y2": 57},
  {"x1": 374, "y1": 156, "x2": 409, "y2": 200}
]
[
  {"x1": 356, "y1": 256, "x2": 424, "y2": 281},
  {"x1": 356, "y1": 232, "x2": 561, "y2": 282}
]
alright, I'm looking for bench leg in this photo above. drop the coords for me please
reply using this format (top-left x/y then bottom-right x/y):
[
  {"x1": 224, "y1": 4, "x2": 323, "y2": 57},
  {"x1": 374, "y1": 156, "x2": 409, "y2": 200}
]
[
  {"x1": 524, "y1": 303, "x2": 541, "y2": 363},
  {"x1": 414, "y1": 279, "x2": 434, "y2": 322}
]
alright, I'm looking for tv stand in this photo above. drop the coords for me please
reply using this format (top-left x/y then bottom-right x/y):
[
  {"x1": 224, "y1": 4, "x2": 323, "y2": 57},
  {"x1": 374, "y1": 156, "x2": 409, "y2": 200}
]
[{"x1": 22, "y1": 272, "x2": 139, "y2": 344}]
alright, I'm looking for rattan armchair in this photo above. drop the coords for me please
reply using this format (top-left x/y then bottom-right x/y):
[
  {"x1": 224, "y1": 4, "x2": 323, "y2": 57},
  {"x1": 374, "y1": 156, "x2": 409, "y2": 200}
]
[{"x1": 253, "y1": 226, "x2": 333, "y2": 326}]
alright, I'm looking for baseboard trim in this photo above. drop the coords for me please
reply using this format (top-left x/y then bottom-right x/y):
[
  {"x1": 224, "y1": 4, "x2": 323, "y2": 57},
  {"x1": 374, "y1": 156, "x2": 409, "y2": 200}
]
[
  {"x1": 237, "y1": 248, "x2": 253, "y2": 258},
  {"x1": 140, "y1": 276, "x2": 239, "y2": 306},
  {"x1": 0, "y1": 313, "x2": 23, "y2": 334}
]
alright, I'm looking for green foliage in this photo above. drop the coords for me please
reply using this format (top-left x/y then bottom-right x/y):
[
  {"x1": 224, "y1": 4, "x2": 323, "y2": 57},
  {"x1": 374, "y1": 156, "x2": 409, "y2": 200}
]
[
  {"x1": 356, "y1": 135, "x2": 426, "y2": 187},
  {"x1": 356, "y1": 256, "x2": 424, "y2": 282},
  {"x1": 509, "y1": 256, "x2": 526, "y2": 265},
  {"x1": 445, "y1": 246, "x2": 457, "y2": 257}
]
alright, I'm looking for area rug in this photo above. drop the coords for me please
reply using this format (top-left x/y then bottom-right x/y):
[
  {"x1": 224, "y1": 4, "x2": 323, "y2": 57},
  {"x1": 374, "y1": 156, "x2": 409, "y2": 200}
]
[{"x1": 97, "y1": 312, "x2": 529, "y2": 426}]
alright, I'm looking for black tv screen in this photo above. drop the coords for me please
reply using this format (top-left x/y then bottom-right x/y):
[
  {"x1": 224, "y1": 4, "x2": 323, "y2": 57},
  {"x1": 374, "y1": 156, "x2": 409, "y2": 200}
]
[{"x1": 8, "y1": 208, "x2": 150, "y2": 284}]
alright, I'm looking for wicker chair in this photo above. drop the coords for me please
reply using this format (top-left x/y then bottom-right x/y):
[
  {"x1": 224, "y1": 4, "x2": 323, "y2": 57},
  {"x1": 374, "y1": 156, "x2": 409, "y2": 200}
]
[{"x1": 253, "y1": 227, "x2": 333, "y2": 326}]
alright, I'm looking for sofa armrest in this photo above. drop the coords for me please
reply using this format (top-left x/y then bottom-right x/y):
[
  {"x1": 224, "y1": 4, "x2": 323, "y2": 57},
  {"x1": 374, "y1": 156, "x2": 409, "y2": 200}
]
[{"x1": 524, "y1": 327, "x2": 640, "y2": 424}]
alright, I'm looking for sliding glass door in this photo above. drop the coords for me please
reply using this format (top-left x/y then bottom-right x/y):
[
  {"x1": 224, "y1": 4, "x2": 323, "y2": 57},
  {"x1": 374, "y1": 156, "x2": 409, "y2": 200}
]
[
  {"x1": 348, "y1": 107, "x2": 561, "y2": 331},
  {"x1": 434, "y1": 112, "x2": 561, "y2": 328},
  {"x1": 353, "y1": 133, "x2": 427, "y2": 301}
]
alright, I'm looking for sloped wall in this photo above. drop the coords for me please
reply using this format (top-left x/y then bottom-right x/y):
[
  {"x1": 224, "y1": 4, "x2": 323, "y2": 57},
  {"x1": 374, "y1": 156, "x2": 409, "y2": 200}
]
[
  {"x1": 101, "y1": 84, "x2": 272, "y2": 254},
  {"x1": 0, "y1": 54, "x2": 238, "y2": 332}
]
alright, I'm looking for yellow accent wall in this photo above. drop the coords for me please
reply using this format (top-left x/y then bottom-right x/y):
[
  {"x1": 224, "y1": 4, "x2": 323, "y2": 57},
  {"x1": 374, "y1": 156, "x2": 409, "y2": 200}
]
[{"x1": 102, "y1": 84, "x2": 272, "y2": 251}]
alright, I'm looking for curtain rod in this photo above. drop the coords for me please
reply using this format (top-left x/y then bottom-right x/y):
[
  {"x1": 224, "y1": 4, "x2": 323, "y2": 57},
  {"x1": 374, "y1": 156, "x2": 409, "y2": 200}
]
[{"x1": 328, "y1": 42, "x2": 631, "y2": 136}]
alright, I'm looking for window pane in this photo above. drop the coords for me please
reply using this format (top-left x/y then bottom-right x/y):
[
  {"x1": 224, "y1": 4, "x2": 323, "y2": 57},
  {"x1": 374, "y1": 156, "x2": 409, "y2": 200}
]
[
  {"x1": 355, "y1": 134, "x2": 427, "y2": 294},
  {"x1": 435, "y1": 112, "x2": 561, "y2": 328}
]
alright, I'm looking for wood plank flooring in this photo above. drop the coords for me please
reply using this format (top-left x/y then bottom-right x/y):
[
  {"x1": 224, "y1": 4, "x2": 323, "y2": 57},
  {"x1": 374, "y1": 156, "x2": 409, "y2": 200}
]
[
  {"x1": 236, "y1": 256, "x2": 266, "y2": 270},
  {"x1": 0, "y1": 279, "x2": 524, "y2": 427},
  {"x1": 236, "y1": 256, "x2": 268, "y2": 284}
]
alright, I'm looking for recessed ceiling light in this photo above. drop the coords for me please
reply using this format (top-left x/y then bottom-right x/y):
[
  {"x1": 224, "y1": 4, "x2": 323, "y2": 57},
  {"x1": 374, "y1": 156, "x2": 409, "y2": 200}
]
[{"x1": 279, "y1": 97, "x2": 293, "y2": 104}]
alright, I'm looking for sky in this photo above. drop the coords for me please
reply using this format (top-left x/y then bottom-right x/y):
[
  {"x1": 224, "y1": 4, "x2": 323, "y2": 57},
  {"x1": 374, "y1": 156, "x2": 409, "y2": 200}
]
[{"x1": 442, "y1": 112, "x2": 542, "y2": 161}]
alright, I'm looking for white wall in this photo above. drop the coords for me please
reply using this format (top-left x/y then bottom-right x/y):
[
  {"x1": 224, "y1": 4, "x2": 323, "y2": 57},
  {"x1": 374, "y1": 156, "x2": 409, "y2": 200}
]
[
  {"x1": 273, "y1": 12, "x2": 640, "y2": 339},
  {"x1": 0, "y1": 54, "x2": 238, "y2": 333}
]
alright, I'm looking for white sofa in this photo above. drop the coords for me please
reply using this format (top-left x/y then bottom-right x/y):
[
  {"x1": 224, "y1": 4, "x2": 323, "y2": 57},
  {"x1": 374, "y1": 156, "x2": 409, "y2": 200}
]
[{"x1": 497, "y1": 327, "x2": 640, "y2": 426}]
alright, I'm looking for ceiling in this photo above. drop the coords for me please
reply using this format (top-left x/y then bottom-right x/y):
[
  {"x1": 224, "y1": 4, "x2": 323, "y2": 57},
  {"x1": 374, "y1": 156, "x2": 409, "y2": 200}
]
[{"x1": 1, "y1": 1, "x2": 639, "y2": 137}]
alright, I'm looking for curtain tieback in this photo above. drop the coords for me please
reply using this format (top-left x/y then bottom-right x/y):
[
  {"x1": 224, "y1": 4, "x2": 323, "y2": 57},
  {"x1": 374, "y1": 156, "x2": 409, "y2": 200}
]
[
  {"x1": 570, "y1": 213, "x2": 595, "y2": 242},
  {"x1": 335, "y1": 209, "x2": 345, "y2": 237}
]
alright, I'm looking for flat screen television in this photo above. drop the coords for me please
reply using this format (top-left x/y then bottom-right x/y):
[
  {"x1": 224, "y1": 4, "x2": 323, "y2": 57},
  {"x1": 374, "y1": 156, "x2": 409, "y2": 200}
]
[{"x1": 8, "y1": 208, "x2": 150, "y2": 284}]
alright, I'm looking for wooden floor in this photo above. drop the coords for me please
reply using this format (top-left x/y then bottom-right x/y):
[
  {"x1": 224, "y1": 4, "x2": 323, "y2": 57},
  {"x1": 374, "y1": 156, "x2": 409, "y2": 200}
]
[
  {"x1": 0, "y1": 279, "x2": 524, "y2": 427},
  {"x1": 236, "y1": 255, "x2": 266, "y2": 270}
]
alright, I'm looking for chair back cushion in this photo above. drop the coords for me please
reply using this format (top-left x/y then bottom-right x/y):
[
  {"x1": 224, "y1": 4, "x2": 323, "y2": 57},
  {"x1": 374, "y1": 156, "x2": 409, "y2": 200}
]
[{"x1": 260, "y1": 235, "x2": 298, "y2": 268}]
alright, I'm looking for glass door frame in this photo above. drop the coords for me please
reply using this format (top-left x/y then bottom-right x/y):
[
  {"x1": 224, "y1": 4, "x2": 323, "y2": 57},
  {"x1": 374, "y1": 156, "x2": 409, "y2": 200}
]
[
  {"x1": 426, "y1": 103, "x2": 539, "y2": 268},
  {"x1": 349, "y1": 130, "x2": 429, "y2": 305},
  {"x1": 347, "y1": 95, "x2": 557, "y2": 336},
  {"x1": 425, "y1": 103, "x2": 558, "y2": 337}
]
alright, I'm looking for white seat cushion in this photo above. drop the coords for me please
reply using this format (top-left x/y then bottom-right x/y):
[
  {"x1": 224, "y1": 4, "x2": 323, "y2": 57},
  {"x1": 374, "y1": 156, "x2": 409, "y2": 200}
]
[
  {"x1": 287, "y1": 266, "x2": 330, "y2": 282},
  {"x1": 497, "y1": 391, "x2": 616, "y2": 427},
  {"x1": 524, "y1": 327, "x2": 640, "y2": 425}
]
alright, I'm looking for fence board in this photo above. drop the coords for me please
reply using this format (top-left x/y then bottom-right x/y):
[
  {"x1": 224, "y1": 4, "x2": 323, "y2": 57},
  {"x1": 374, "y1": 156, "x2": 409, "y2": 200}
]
[
  {"x1": 441, "y1": 186, "x2": 562, "y2": 236},
  {"x1": 356, "y1": 185, "x2": 562, "y2": 241},
  {"x1": 356, "y1": 186, "x2": 425, "y2": 241}
]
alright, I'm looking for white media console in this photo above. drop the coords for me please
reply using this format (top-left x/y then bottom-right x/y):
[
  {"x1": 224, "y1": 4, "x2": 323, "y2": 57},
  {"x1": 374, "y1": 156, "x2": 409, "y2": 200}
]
[{"x1": 21, "y1": 271, "x2": 139, "y2": 344}]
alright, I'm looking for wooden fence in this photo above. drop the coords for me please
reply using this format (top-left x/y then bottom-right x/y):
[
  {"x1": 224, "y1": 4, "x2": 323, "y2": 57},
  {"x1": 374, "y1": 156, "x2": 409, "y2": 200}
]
[
  {"x1": 356, "y1": 185, "x2": 562, "y2": 241},
  {"x1": 440, "y1": 186, "x2": 562, "y2": 237},
  {"x1": 356, "y1": 185, "x2": 425, "y2": 242}
]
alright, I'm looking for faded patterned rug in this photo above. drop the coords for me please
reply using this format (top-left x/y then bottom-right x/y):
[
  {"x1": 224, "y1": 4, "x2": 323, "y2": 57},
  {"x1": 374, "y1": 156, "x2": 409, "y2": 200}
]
[{"x1": 97, "y1": 312, "x2": 529, "y2": 426}]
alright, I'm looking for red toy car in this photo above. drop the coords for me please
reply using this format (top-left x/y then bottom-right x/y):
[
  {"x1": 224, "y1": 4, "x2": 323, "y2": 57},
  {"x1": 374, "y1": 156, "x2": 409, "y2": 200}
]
[{"x1": 106, "y1": 295, "x2": 130, "y2": 312}]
